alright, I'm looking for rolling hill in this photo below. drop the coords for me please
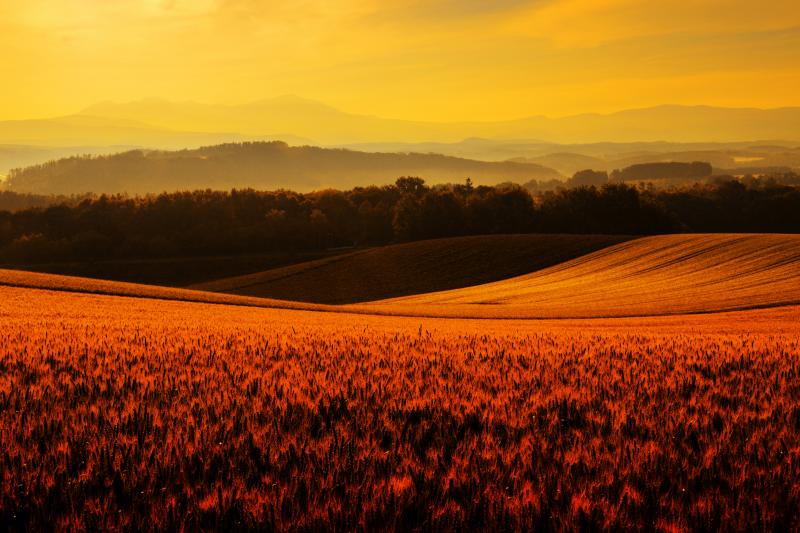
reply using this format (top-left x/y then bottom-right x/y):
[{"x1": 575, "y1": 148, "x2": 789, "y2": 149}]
[
  {"x1": 3, "y1": 137, "x2": 798, "y2": 180},
  {"x1": 5, "y1": 249, "x2": 346, "y2": 287},
  {"x1": 368, "y1": 234, "x2": 800, "y2": 318},
  {"x1": 191, "y1": 234, "x2": 632, "y2": 304},
  {"x1": 4, "y1": 142, "x2": 562, "y2": 195},
  {"x1": 3, "y1": 234, "x2": 799, "y2": 320},
  {"x1": 0, "y1": 268, "x2": 328, "y2": 313}
]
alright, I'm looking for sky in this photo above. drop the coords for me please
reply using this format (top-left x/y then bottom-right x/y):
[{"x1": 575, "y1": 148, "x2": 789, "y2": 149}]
[{"x1": 1, "y1": 0, "x2": 799, "y2": 122}]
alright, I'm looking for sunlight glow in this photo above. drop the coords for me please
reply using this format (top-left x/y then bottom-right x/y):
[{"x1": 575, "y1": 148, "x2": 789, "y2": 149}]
[{"x1": 0, "y1": 0, "x2": 798, "y2": 122}]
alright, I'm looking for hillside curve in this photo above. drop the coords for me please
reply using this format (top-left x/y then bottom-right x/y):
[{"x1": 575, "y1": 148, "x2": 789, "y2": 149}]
[
  {"x1": 357, "y1": 234, "x2": 800, "y2": 318},
  {"x1": 191, "y1": 234, "x2": 632, "y2": 304},
  {"x1": 0, "y1": 269, "x2": 331, "y2": 313},
  {"x1": 3, "y1": 234, "x2": 800, "y2": 320}
]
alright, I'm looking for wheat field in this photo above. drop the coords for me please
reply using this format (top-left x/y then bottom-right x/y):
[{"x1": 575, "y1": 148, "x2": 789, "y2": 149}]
[
  {"x1": 3, "y1": 233, "x2": 800, "y2": 530},
  {"x1": 2, "y1": 284, "x2": 800, "y2": 530}
]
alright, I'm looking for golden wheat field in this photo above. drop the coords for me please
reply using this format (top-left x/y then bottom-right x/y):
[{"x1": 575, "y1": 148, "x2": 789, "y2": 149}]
[
  {"x1": 5, "y1": 0, "x2": 800, "y2": 529},
  {"x1": 2, "y1": 276, "x2": 800, "y2": 530}
]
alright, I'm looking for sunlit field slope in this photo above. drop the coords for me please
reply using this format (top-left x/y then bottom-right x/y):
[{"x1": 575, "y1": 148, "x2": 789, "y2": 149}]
[
  {"x1": 2, "y1": 285, "x2": 799, "y2": 530},
  {"x1": 0, "y1": 268, "x2": 329, "y2": 312},
  {"x1": 368, "y1": 234, "x2": 800, "y2": 318},
  {"x1": 192, "y1": 234, "x2": 631, "y2": 304},
  {"x1": 2, "y1": 234, "x2": 799, "y2": 320}
]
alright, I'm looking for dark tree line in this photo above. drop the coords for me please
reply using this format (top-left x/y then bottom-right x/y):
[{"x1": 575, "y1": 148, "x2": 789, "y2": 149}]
[{"x1": 1, "y1": 176, "x2": 799, "y2": 263}]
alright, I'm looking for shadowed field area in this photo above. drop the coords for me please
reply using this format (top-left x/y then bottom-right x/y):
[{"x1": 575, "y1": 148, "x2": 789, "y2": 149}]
[
  {"x1": 190, "y1": 234, "x2": 631, "y2": 304},
  {"x1": 369, "y1": 234, "x2": 800, "y2": 318},
  {"x1": 3, "y1": 250, "x2": 345, "y2": 287}
]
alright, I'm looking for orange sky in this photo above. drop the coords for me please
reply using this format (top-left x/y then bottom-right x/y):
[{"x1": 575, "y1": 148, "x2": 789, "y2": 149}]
[{"x1": 1, "y1": 0, "x2": 799, "y2": 121}]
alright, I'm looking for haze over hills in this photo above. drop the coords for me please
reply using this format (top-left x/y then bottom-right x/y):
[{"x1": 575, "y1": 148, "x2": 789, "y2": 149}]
[
  {"x1": 0, "y1": 114, "x2": 266, "y2": 149},
  {"x1": 2, "y1": 137, "x2": 798, "y2": 182},
  {"x1": 1, "y1": 97, "x2": 799, "y2": 150},
  {"x1": 0, "y1": 145, "x2": 142, "y2": 178},
  {"x1": 79, "y1": 97, "x2": 800, "y2": 145},
  {"x1": 1, "y1": 97, "x2": 798, "y2": 185},
  {"x1": 4, "y1": 142, "x2": 562, "y2": 195},
  {"x1": 341, "y1": 139, "x2": 800, "y2": 175}
]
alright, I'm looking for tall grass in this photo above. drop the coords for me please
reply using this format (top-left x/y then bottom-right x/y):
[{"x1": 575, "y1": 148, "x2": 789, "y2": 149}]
[{"x1": 2, "y1": 286, "x2": 799, "y2": 530}]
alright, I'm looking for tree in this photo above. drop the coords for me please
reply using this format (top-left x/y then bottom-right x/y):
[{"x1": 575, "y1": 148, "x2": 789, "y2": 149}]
[
  {"x1": 418, "y1": 190, "x2": 465, "y2": 238},
  {"x1": 395, "y1": 177, "x2": 427, "y2": 197},
  {"x1": 309, "y1": 209, "x2": 330, "y2": 248},
  {"x1": 392, "y1": 195, "x2": 423, "y2": 241}
]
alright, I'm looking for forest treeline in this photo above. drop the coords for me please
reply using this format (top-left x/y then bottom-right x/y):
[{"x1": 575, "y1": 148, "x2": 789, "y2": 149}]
[{"x1": 1, "y1": 175, "x2": 799, "y2": 263}]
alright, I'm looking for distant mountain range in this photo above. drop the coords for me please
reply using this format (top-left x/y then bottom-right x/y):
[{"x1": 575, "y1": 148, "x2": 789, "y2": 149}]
[
  {"x1": 0, "y1": 98, "x2": 798, "y2": 188},
  {"x1": 81, "y1": 98, "x2": 800, "y2": 144},
  {"x1": 1, "y1": 96, "x2": 798, "y2": 148},
  {"x1": 4, "y1": 142, "x2": 562, "y2": 195}
]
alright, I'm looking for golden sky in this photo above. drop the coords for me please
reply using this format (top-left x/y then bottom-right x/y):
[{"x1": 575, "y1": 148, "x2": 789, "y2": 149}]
[{"x1": 1, "y1": 0, "x2": 799, "y2": 121}]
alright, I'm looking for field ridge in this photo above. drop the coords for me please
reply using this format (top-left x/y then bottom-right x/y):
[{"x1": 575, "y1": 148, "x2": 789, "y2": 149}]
[
  {"x1": 371, "y1": 233, "x2": 800, "y2": 318},
  {"x1": 192, "y1": 234, "x2": 632, "y2": 304},
  {"x1": 3, "y1": 233, "x2": 800, "y2": 320}
]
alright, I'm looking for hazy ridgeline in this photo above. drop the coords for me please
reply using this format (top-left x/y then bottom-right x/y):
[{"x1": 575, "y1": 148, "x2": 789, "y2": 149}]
[
  {"x1": 3, "y1": 142, "x2": 561, "y2": 195},
  {"x1": 5, "y1": 140, "x2": 799, "y2": 198},
  {"x1": 1, "y1": 177, "x2": 800, "y2": 265}
]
